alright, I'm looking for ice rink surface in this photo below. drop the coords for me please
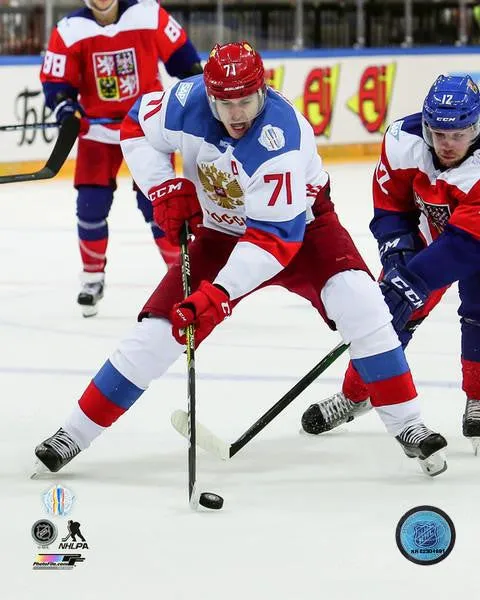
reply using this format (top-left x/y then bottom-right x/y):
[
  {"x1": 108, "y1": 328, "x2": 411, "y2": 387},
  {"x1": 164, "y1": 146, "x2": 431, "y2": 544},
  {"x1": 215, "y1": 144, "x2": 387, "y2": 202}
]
[{"x1": 1, "y1": 162, "x2": 477, "y2": 598}]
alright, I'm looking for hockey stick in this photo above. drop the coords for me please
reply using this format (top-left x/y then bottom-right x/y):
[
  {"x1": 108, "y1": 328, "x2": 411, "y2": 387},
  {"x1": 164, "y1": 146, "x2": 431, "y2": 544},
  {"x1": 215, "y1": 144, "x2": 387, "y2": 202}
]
[
  {"x1": 0, "y1": 117, "x2": 120, "y2": 132},
  {"x1": 179, "y1": 222, "x2": 198, "y2": 508},
  {"x1": 0, "y1": 114, "x2": 80, "y2": 184},
  {"x1": 171, "y1": 341, "x2": 349, "y2": 460}
]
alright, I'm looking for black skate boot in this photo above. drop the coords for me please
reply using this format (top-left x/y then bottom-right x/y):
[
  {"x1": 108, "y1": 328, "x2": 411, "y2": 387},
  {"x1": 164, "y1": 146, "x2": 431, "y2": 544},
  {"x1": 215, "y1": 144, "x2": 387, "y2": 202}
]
[
  {"x1": 301, "y1": 392, "x2": 372, "y2": 434},
  {"x1": 396, "y1": 424, "x2": 447, "y2": 476},
  {"x1": 77, "y1": 272, "x2": 105, "y2": 318},
  {"x1": 462, "y1": 398, "x2": 480, "y2": 455},
  {"x1": 34, "y1": 428, "x2": 81, "y2": 474}
]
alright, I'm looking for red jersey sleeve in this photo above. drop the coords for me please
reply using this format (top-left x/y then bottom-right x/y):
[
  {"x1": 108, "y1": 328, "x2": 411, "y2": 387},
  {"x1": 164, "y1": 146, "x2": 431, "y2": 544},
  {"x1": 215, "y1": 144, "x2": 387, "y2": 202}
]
[
  {"x1": 449, "y1": 180, "x2": 480, "y2": 241},
  {"x1": 155, "y1": 7, "x2": 189, "y2": 63},
  {"x1": 372, "y1": 134, "x2": 418, "y2": 213},
  {"x1": 40, "y1": 27, "x2": 81, "y2": 90}
]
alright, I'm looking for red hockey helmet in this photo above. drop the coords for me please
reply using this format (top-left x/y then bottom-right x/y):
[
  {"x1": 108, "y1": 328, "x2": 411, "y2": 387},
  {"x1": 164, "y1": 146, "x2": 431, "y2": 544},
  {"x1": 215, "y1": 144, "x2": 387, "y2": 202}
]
[
  {"x1": 204, "y1": 41, "x2": 267, "y2": 123},
  {"x1": 204, "y1": 41, "x2": 265, "y2": 100}
]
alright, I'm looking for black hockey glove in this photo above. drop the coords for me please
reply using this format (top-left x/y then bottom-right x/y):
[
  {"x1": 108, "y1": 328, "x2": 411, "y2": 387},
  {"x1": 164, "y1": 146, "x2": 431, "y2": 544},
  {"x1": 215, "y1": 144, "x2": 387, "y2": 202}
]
[
  {"x1": 378, "y1": 232, "x2": 423, "y2": 273},
  {"x1": 380, "y1": 264, "x2": 429, "y2": 332},
  {"x1": 54, "y1": 97, "x2": 83, "y2": 126}
]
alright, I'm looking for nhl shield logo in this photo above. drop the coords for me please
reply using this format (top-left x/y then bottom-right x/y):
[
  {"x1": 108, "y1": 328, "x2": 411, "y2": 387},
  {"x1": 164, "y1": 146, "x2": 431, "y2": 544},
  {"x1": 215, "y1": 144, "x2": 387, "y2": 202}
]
[
  {"x1": 396, "y1": 505, "x2": 455, "y2": 565},
  {"x1": 413, "y1": 522, "x2": 440, "y2": 548}
]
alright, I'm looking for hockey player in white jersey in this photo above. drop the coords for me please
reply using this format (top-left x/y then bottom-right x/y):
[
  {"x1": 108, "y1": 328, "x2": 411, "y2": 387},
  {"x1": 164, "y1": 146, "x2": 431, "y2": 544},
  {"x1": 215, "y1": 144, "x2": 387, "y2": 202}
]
[{"x1": 34, "y1": 42, "x2": 447, "y2": 478}]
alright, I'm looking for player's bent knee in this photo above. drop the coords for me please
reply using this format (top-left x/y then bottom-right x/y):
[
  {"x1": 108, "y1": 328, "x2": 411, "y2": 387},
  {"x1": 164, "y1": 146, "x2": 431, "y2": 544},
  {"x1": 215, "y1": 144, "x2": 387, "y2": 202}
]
[
  {"x1": 321, "y1": 269, "x2": 394, "y2": 344},
  {"x1": 109, "y1": 317, "x2": 184, "y2": 388},
  {"x1": 77, "y1": 186, "x2": 114, "y2": 222}
]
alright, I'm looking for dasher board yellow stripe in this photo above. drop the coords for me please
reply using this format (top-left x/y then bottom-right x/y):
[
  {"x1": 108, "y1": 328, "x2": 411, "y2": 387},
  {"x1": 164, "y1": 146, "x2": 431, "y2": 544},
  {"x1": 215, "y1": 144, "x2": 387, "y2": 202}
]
[{"x1": 0, "y1": 143, "x2": 380, "y2": 179}]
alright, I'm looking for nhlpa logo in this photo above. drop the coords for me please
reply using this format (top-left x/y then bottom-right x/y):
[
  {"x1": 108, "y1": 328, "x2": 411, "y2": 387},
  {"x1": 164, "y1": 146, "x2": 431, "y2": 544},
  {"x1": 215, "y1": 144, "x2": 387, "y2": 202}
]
[
  {"x1": 258, "y1": 125, "x2": 285, "y2": 151},
  {"x1": 175, "y1": 82, "x2": 194, "y2": 107},
  {"x1": 58, "y1": 520, "x2": 89, "y2": 550}
]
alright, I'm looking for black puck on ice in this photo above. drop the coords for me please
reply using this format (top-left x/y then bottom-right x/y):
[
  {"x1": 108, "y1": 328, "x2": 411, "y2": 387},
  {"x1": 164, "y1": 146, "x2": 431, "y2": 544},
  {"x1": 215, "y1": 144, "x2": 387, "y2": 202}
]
[{"x1": 199, "y1": 492, "x2": 224, "y2": 510}]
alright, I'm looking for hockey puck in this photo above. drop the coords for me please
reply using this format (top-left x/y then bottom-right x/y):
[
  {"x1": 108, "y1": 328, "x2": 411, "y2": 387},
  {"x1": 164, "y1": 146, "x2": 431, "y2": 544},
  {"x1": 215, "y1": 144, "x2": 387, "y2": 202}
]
[{"x1": 199, "y1": 492, "x2": 224, "y2": 510}]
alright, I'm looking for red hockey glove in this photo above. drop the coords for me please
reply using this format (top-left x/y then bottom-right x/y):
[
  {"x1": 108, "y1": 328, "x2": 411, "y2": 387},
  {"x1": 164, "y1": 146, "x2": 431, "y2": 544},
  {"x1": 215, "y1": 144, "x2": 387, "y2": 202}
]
[
  {"x1": 149, "y1": 178, "x2": 202, "y2": 246},
  {"x1": 170, "y1": 281, "x2": 232, "y2": 345}
]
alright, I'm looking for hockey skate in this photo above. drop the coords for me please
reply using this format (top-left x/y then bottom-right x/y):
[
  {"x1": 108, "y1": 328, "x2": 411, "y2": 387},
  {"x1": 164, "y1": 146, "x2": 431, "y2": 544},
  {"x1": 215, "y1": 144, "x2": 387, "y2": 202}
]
[
  {"x1": 396, "y1": 424, "x2": 447, "y2": 476},
  {"x1": 32, "y1": 428, "x2": 81, "y2": 476},
  {"x1": 77, "y1": 272, "x2": 104, "y2": 317},
  {"x1": 301, "y1": 392, "x2": 372, "y2": 434},
  {"x1": 462, "y1": 398, "x2": 480, "y2": 455}
]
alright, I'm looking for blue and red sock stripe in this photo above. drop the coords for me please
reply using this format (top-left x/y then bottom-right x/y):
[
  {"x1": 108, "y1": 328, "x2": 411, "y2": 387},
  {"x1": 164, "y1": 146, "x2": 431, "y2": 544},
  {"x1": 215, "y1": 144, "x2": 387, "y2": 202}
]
[
  {"x1": 78, "y1": 360, "x2": 144, "y2": 427},
  {"x1": 352, "y1": 346, "x2": 416, "y2": 406}
]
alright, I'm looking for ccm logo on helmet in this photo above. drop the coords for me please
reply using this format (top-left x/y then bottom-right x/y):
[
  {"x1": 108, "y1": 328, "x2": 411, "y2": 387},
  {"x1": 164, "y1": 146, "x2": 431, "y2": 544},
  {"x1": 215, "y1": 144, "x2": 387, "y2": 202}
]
[
  {"x1": 148, "y1": 181, "x2": 183, "y2": 201},
  {"x1": 436, "y1": 117, "x2": 456, "y2": 122}
]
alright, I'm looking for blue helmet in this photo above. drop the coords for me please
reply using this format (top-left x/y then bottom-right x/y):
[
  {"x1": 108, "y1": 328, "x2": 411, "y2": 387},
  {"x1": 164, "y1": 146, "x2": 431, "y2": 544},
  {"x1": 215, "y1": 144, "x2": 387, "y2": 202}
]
[{"x1": 422, "y1": 75, "x2": 480, "y2": 146}]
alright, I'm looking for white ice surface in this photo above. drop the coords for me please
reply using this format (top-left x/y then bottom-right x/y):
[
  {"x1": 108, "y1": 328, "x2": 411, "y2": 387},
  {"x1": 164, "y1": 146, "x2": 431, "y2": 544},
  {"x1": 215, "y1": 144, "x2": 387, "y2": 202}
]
[{"x1": 1, "y1": 163, "x2": 477, "y2": 598}]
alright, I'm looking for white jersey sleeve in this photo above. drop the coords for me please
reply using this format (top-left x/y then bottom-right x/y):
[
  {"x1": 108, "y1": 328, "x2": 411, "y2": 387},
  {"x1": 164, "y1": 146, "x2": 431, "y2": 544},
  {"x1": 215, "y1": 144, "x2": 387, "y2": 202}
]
[{"x1": 120, "y1": 89, "x2": 178, "y2": 195}]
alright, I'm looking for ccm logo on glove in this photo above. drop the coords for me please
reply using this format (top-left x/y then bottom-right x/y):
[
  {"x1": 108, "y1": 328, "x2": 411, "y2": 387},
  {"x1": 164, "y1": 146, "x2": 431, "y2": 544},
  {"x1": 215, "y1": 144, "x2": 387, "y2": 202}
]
[
  {"x1": 148, "y1": 178, "x2": 202, "y2": 246},
  {"x1": 149, "y1": 180, "x2": 185, "y2": 200},
  {"x1": 389, "y1": 275, "x2": 425, "y2": 309},
  {"x1": 170, "y1": 281, "x2": 232, "y2": 345},
  {"x1": 379, "y1": 237, "x2": 401, "y2": 258}
]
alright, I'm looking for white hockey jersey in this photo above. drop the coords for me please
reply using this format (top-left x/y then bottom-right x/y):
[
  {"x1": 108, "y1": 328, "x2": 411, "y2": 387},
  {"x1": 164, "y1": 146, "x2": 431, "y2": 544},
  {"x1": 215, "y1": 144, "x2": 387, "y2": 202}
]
[{"x1": 120, "y1": 75, "x2": 329, "y2": 299}]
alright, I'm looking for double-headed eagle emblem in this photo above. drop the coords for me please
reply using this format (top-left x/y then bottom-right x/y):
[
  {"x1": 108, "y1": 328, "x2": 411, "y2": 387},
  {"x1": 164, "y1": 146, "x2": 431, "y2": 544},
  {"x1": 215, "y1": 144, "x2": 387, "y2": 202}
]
[{"x1": 197, "y1": 164, "x2": 244, "y2": 209}]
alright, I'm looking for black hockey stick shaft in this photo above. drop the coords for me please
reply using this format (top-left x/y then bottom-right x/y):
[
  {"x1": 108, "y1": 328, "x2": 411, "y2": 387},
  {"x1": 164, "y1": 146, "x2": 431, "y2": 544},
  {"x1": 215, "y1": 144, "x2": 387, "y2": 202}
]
[
  {"x1": 0, "y1": 117, "x2": 120, "y2": 132},
  {"x1": 229, "y1": 341, "x2": 349, "y2": 458},
  {"x1": 179, "y1": 223, "x2": 197, "y2": 505},
  {"x1": 0, "y1": 114, "x2": 80, "y2": 184}
]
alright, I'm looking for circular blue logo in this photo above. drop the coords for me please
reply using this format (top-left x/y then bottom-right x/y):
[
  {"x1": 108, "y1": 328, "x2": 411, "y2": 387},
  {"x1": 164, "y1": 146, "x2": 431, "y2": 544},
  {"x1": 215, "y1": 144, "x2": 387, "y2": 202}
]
[{"x1": 396, "y1": 506, "x2": 455, "y2": 565}]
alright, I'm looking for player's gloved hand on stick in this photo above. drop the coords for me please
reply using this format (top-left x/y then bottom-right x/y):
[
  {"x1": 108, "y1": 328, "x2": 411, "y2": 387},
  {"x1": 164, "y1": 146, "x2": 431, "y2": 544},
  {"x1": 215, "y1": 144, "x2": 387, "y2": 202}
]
[
  {"x1": 54, "y1": 98, "x2": 83, "y2": 125},
  {"x1": 170, "y1": 281, "x2": 232, "y2": 345},
  {"x1": 149, "y1": 178, "x2": 202, "y2": 246},
  {"x1": 380, "y1": 264, "x2": 429, "y2": 332},
  {"x1": 378, "y1": 232, "x2": 423, "y2": 273}
]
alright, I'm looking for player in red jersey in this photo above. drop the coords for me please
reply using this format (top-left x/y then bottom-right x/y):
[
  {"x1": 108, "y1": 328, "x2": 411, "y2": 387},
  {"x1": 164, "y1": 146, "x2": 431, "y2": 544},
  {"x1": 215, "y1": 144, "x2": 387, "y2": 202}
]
[
  {"x1": 41, "y1": 0, "x2": 202, "y2": 316},
  {"x1": 303, "y1": 74, "x2": 480, "y2": 454}
]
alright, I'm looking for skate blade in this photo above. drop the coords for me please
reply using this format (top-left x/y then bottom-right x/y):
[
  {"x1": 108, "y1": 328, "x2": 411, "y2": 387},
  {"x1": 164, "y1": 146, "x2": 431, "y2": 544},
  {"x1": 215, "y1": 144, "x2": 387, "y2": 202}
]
[
  {"x1": 81, "y1": 304, "x2": 98, "y2": 318},
  {"x1": 30, "y1": 459, "x2": 51, "y2": 479},
  {"x1": 469, "y1": 437, "x2": 480, "y2": 456},
  {"x1": 418, "y1": 450, "x2": 447, "y2": 477}
]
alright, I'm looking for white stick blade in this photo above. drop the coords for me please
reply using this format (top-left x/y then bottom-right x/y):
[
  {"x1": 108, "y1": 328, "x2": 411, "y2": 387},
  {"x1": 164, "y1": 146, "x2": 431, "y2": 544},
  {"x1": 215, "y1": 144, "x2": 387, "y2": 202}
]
[
  {"x1": 189, "y1": 483, "x2": 199, "y2": 510},
  {"x1": 170, "y1": 410, "x2": 230, "y2": 460}
]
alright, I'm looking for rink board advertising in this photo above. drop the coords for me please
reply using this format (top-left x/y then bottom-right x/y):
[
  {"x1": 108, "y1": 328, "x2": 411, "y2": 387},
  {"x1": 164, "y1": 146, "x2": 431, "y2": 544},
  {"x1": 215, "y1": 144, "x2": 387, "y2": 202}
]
[{"x1": 1, "y1": 49, "x2": 480, "y2": 170}]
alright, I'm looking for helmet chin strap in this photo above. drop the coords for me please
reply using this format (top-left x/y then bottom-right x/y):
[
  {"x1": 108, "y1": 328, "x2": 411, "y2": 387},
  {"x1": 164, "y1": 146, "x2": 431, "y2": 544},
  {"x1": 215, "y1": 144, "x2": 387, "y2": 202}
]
[{"x1": 84, "y1": 0, "x2": 118, "y2": 15}]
